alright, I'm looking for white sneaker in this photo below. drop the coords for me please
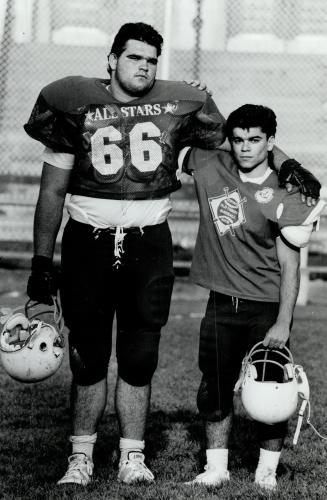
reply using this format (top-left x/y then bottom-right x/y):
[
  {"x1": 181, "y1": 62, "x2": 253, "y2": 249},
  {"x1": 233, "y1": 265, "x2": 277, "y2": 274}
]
[
  {"x1": 185, "y1": 465, "x2": 230, "y2": 486},
  {"x1": 118, "y1": 451, "x2": 154, "y2": 484},
  {"x1": 57, "y1": 453, "x2": 94, "y2": 486},
  {"x1": 255, "y1": 468, "x2": 277, "y2": 491}
]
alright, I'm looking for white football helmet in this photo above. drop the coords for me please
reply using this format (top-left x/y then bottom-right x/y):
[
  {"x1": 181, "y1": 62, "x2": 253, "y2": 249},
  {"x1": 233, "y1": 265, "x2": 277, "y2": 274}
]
[
  {"x1": 235, "y1": 342, "x2": 309, "y2": 426},
  {"x1": 0, "y1": 299, "x2": 65, "y2": 383}
]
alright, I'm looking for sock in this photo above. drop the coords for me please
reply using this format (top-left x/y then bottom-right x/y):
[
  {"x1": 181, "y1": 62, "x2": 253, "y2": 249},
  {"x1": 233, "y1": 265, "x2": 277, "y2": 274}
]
[
  {"x1": 70, "y1": 433, "x2": 97, "y2": 460},
  {"x1": 256, "y1": 448, "x2": 281, "y2": 473},
  {"x1": 206, "y1": 448, "x2": 229, "y2": 471},
  {"x1": 119, "y1": 437, "x2": 145, "y2": 462}
]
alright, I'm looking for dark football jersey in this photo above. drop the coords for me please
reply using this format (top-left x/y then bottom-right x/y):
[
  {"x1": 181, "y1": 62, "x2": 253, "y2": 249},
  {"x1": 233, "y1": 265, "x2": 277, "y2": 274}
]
[{"x1": 24, "y1": 76, "x2": 225, "y2": 200}]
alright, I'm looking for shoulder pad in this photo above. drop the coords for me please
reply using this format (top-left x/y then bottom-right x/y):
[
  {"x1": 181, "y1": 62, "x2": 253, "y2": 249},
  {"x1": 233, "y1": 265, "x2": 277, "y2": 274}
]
[
  {"x1": 281, "y1": 224, "x2": 313, "y2": 248},
  {"x1": 260, "y1": 188, "x2": 324, "y2": 226},
  {"x1": 41, "y1": 76, "x2": 110, "y2": 112},
  {"x1": 149, "y1": 80, "x2": 207, "y2": 103}
]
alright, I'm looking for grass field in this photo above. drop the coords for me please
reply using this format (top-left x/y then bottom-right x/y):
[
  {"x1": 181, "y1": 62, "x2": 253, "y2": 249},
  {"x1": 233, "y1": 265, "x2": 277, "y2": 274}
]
[{"x1": 0, "y1": 270, "x2": 327, "y2": 499}]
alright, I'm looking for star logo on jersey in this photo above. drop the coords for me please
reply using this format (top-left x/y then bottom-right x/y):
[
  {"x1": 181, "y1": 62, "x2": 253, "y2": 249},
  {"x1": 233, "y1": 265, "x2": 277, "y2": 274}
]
[
  {"x1": 162, "y1": 101, "x2": 178, "y2": 114},
  {"x1": 255, "y1": 187, "x2": 274, "y2": 204},
  {"x1": 209, "y1": 187, "x2": 247, "y2": 236},
  {"x1": 85, "y1": 111, "x2": 95, "y2": 122}
]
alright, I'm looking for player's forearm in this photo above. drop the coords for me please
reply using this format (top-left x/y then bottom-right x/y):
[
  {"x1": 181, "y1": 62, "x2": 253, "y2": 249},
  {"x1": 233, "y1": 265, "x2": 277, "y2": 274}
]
[
  {"x1": 33, "y1": 190, "x2": 65, "y2": 259},
  {"x1": 187, "y1": 95, "x2": 226, "y2": 149},
  {"x1": 276, "y1": 251, "x2": 301, "y2": 326}
]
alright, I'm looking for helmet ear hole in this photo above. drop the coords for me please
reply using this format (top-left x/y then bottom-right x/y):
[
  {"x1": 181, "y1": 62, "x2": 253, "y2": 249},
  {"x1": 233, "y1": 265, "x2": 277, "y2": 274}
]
[{"x1": 39, "y1": 342, "x2": 48, "y2": 352}]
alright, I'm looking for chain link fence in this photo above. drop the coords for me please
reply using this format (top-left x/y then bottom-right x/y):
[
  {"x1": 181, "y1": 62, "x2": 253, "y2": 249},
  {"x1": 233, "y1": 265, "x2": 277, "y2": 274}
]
[{"x1": 1, "y1": 0, "x2": 327, "y2": 255}]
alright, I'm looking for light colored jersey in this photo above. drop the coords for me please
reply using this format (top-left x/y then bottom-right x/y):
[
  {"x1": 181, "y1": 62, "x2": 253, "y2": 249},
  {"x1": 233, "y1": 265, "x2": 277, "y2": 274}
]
[{"x1": 184, "y1": 148, "x2": 325, "y2": 302}]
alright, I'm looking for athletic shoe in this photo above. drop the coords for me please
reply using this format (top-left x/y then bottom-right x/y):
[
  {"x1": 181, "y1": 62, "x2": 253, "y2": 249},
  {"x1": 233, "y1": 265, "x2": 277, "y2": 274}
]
[
  {"x1": 118, "y1": 451, "x2": 154, "y2": 484},
  {"x1": 255, "y1": 468, "x2": 277, "y2": 491},
  {"x1": 185, "y1": 465, "x2": 230, "y2": 486},
  {"x1": 57, "y1": 453, "x2": 93, "y2": 485}
]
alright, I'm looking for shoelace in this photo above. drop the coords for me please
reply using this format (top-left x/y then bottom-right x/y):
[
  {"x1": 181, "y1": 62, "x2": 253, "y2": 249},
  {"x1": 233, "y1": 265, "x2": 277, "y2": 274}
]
[
  {"x1": 64, "y1": 455, "x2": 93, "y2": 477},
  {"x1": 121, "y1": 458, "x2": 154, "y2": 479}
]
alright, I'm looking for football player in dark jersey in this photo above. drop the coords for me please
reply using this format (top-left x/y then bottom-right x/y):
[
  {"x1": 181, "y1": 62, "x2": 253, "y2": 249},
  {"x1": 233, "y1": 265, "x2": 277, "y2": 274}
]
[
  {"x1": 24, "y1": 21, "x2": 321, "y2": 486},
  {"x1": 180, "y1": 104, "x2": 325, "y2": 491}
]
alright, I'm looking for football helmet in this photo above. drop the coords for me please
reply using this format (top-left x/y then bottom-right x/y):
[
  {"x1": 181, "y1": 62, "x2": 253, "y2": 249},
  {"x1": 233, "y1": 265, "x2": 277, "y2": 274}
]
[
  {"x1": 0, "y1": 298, "x2": 64, "y2": 383},
  {"x1": 234, "y1": 342, "x2": 309, "y2": 426}
]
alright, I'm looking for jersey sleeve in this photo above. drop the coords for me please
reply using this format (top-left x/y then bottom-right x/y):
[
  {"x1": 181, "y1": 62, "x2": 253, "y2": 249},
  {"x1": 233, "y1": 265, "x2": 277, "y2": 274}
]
[
  {"x1": 180, "y1": 94, "x2": 226, "y2": 150},
  {"x1": 181, "y1": 147, "x2": 208, "y2": 175},
  {"x1": 24, "y1": 92, "x2": 78, "y2": 153},
  {"x1": 261, "y1": 188, "x2": 326, "y2": 247},
  {"x1": 182, "y1": 147, "x2": 235, "y2": 176},
  {"x1": 262, "y1": 188, "x2": 324, "y2": 226}
]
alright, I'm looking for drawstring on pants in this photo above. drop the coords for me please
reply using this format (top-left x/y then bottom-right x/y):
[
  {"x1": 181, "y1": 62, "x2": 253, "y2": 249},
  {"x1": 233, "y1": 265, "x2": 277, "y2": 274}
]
[
  {"x1": 232, "y1": 296, "x2": 239, "y2": 313},
  {"x1": 113, "y1": 226, "x2": 126, "y2": 268},
  {"x1": 92, "y1": 225, "x2": 145, "y2": 269}
]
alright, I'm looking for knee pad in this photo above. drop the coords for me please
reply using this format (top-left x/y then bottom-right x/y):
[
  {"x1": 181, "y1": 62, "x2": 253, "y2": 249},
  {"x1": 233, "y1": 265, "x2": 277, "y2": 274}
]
[
  {"x1": 69, "y1": 344, "x2": 108, "y2": 386},
  {"x1": 139, "y1": 275, "x2": 174, "y2": 328},
  {"x1": 117, "y1": 329, "x2": 160, "y2": 386},
  {"x1": 197, "y1": 376, "x2": 233, "y2": 421}
]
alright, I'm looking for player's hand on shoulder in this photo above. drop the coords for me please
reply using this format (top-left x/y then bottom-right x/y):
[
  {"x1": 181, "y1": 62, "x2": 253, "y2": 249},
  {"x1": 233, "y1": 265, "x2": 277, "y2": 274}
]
[
  {"x1": 278, "y1": 159, "x2": 321, "y2": 207},
  {"x1": 27, "y1": 256, "x2": 59, "y2": 306},
  {"x1": 183, "y1": 79, "x2": 212, "y2": 95}
]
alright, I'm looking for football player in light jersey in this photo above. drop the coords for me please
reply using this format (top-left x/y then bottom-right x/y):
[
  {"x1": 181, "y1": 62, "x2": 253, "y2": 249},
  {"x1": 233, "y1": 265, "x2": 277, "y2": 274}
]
[
  {"x1": 180, "y1": 104, "x2": 325, "y2": 491},
  {"x1": 24, "y1": 20, "x2": 320, "y2": 487}
]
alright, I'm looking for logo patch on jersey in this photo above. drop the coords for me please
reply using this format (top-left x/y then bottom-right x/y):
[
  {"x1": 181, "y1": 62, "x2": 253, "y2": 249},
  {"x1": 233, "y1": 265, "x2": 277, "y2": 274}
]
[
  {"x1": 255, "y1": 187, "x2": 274, "y2": 204},
  {"x1": 162, "y1": 101, "x2": 179, "y2": 114},
  {"x1": 209, "y1": 188, "x2": 247, "y2": 236}
]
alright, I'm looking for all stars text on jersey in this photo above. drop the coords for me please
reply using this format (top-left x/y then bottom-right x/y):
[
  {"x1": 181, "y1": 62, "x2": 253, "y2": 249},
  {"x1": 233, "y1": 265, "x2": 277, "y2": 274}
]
[{"x1": 87, "y1": 102, "x2": 177, "y2": 122}]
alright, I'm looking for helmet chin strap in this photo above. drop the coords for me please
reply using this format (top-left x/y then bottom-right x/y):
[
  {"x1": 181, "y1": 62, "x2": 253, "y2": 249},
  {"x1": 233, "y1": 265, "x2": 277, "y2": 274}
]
[
  {"x1": 293, "y1": 398, "x2": 309, "y2": 445},
  {"x1": 293, "y1": 396, "x2": 327, "y2": 445}
]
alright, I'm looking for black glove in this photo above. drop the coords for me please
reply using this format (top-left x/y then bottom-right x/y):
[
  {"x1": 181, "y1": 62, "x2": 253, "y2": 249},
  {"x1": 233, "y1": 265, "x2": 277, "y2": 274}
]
[
  {"x1": 278, "y1": 159, "x2": 321, "y2": 199},
  {"x1": 27, "y1": 256, "x2": 58, "y2": 305}
]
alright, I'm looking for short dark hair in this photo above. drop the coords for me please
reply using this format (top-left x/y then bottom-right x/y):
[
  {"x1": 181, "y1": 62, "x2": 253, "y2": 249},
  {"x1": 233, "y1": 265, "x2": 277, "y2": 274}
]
[
  {"x1": 226, "y1": 104, "x2": 277, "y2": 140},
  {"x1": 109, "y1": 22, "x2": 163, "y2": 58}
]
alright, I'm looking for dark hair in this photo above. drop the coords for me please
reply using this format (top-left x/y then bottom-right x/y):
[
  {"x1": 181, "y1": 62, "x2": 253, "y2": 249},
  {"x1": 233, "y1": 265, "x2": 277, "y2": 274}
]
[
  {"x1": 109, "y1": 22, "x2": 163, "y2": 58},
  {"x1": 226, "y1": 104, "x2": 277, "y2": 140}
]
